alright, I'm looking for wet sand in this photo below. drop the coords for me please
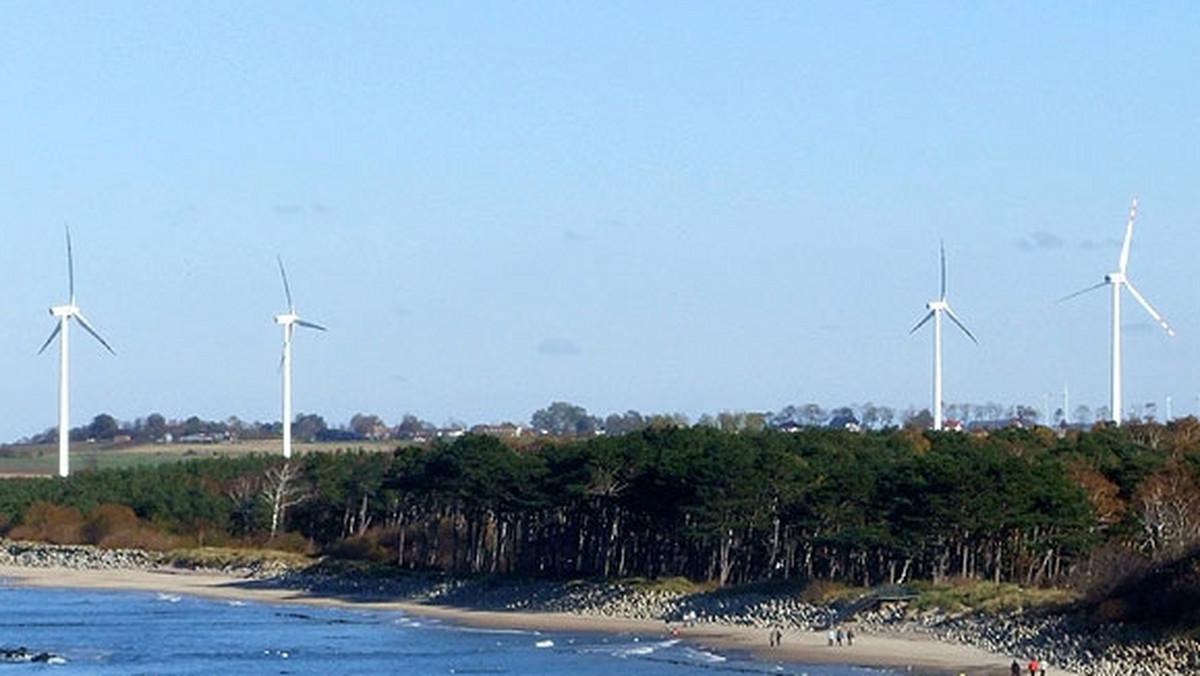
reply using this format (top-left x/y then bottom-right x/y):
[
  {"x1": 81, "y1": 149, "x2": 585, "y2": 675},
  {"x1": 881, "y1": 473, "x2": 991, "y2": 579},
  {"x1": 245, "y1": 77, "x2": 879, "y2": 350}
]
[{"x1": 0, "y1": 565, "x2": 1075, "y2": 676}]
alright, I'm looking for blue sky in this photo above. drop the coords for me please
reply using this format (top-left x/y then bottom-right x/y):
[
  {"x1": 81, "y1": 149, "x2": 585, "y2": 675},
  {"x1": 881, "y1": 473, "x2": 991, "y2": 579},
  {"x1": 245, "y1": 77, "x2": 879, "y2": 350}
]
[{"x1": 2, "y1": 3, "x2": 1199, "y2": 439}]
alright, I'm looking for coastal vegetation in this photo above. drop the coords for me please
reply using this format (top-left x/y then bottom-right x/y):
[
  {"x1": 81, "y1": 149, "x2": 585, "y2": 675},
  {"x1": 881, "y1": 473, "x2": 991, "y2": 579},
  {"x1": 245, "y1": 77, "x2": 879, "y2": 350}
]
[{"x1": 0, "y1": 422, "x2": 1196, "y2": 597}]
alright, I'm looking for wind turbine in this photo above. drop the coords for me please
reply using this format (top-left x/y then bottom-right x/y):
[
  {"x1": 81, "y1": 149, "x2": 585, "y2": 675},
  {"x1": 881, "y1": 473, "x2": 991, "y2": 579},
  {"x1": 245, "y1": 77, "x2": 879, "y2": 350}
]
[
  {"x1": 274, "y1": 256, "x2": 326, "y2": 459},
  {"x1": 1061, "y1": 198, "x2": 1175, "y2": 426},
  {"x1": 38, "y1": 228, "x2": 115, "y2": 477},
  {"x1": 910, "y1": 242, "x2": 977, "y2": 431}
]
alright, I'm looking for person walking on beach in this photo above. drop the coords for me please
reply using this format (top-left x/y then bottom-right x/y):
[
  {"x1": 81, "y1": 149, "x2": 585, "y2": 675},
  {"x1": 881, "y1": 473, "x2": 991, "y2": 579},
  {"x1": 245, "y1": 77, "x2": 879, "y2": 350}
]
[
  {"x1": 835, "y1": 628, "x2": 844, "y2": 646},
  {"x1": 1010, "y1": 659, "x2": 1021, "y2": 676},
  {"x1": 846, "y1": 627, "x2": 854, "y2": 646},
  {"x1": 827, "y1": 629, "x2": 836, "y2": 646},
  {"x1": 1027, "y1": 657, "x2": 1039, "y2": 676}
]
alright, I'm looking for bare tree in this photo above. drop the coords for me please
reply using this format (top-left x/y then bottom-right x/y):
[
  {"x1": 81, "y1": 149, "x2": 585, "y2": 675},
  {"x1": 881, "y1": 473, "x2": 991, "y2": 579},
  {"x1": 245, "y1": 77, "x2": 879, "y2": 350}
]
[
  {"x1": 1136, "y1": 463, "x2": 1200, "y2": 557},
  {"x1": 262, "y1": 461, "x2": 308, "y2": 541}
]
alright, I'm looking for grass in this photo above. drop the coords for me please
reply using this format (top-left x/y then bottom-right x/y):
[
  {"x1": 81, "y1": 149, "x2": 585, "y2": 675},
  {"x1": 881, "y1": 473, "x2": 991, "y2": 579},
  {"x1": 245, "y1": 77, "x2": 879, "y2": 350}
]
[
  {"x1": 625, "y1": 576, "x2": 719, "y2": 595},
  {"x1": 908, "y1": 579, "x2": 1077, "y2": 614},
  {"x1": 164, "y1": 546, "x2": 314, "y2": 571},
  {"x1": 0, "y1": 440, "x2": 400, "y2": 476}
]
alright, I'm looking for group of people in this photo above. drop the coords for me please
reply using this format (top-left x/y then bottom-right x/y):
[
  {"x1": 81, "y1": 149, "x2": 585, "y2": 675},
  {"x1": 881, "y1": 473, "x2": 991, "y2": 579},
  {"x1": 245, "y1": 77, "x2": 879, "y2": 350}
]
[
  {"x1": 1012, "y1": 657, "x2": 1047, "y2": 676},
  {"x1": 825, "y1": 627, "x2": 854, "y2": 646}
]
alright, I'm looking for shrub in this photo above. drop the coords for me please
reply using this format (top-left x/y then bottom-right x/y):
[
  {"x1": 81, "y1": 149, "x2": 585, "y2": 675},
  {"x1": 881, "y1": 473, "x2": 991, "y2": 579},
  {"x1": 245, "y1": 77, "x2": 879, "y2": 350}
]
[
  {"x1": 83, "y1": 504, "x2": 141, "y2": 546},
  {"x1": 9, "y1": 501, "x2": 84, "y2": 544},
  {"x1": 326, "y1": 533, "x2": 390, "y2": 562}
]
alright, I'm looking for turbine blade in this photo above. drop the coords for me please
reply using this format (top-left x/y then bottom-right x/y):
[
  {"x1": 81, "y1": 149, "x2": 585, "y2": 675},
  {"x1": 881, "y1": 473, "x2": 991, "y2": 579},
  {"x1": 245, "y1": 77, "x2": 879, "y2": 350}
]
[
  {"x1": 1123, "y1": 279, "x2": 1176, "y2": 337},
  {"x1": 296, "y1": 319, "x2": 327, "y2": 332},
  {"x1": 277, "y1": 255, "x2": 294, "y2": 312},
  {"x1": 65, "y1": 225, "x2": 75, "y2": 303},
  {"x1": 909, "y1": 311, "x2": 935, "y2": 334},
  {"x1": 74, "y1": 313, "x2": 116, "y2": 355},
  {"x1": 1118, "y1": 197, "x2": 1137, "y2": 274},
  {"x1": 939, "y1": 240, "x2": 947, "y2": 300},
  {"x1": 1058, "y1": 281, "x2": 1108, "y2": 303},
  {"x1": 944, "y1": 305, "x2": 979, "y2": 345},
  {"x1": 37, "y1": 323, "x2": 62, "y2": 355}
]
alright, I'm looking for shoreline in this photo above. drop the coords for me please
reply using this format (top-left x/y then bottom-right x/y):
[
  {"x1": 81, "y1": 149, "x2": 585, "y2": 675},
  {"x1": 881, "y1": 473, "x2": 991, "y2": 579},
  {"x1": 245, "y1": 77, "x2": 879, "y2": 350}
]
[{"x1": 0, "y1": 564, "x2": 1031, "y2": 676}]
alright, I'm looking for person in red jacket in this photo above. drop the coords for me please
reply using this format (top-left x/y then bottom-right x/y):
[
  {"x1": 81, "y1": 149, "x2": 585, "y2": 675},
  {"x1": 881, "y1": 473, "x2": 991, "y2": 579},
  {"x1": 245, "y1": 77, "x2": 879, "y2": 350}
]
[{"x1": 1028, "y1": 657, "x2": 1040, "y2": 676}]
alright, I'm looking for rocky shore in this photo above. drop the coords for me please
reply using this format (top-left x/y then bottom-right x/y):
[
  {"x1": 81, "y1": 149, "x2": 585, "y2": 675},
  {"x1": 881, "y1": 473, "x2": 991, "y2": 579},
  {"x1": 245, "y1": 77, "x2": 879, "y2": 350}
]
[{"x1": 2, "y1": 541, "x2": 1197, "y2": 676}]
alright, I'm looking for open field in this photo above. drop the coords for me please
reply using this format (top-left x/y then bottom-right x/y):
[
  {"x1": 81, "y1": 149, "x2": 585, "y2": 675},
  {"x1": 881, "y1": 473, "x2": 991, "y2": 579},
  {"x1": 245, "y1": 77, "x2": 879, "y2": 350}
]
[{"x1": 0, "y1": 439, "x2": 400, "y2": 476}]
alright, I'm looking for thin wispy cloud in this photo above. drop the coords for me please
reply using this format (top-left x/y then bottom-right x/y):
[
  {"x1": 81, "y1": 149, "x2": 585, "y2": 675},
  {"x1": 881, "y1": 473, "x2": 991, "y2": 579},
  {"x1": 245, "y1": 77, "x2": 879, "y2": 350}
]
[
  {"x1": 1015, "y1": 231, "x2": 1064, "y2": 251},
  {"x1": 538, "y1": 338, "x2": 582, "y2": 357}
]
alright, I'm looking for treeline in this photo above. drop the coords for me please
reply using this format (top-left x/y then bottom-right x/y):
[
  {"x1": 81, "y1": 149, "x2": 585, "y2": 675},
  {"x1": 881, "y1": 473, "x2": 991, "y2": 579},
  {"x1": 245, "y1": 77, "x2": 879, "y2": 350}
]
[
  {"x1": 16, "y1": 397, "x2": 1127, "y2": 448},
  {"x1": 21, "y1": 412, "x2": 395, "y2": 446},
  {"x1": 1, "y1": 423, "x2": 1198, "y2": 588}
]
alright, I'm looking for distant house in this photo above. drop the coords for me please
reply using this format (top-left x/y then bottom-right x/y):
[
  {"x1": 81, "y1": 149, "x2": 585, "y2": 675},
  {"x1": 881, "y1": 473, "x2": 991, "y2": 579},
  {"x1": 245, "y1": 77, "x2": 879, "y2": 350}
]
[
  {"x1": 366, "y1": 424, "x2": 391, "y2": 441},
  {"x1": 469, "y1": 423, "x2": 524, "y2": 439},
  {"x1": 828, "y1": 414, "x2": 862, "y2": 433},
  {"x1": 774, "y1": 422, "x2": 805, "y2": 433},
  {"x1": 178, "y1": 432, "x2": 226, "y2": 444},
  {"x1": 942, "y1": 419, "x2": 965, "y2": 432},
  {"x1": 436, "y1": 428, "x2": 466, "y2": 439}
]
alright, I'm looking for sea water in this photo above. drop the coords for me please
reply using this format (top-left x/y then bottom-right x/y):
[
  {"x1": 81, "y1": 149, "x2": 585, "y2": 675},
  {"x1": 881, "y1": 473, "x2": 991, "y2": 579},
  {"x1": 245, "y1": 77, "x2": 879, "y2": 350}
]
[{"x1": 0, "y1": 583, "x2": 898, "y2": 676}]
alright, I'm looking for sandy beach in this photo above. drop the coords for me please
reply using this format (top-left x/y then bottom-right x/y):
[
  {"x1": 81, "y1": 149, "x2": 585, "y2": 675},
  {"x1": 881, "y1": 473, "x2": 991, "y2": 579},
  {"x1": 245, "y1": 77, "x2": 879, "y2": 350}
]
[{"x1": 0, "y1": 564, "x2": 1079, "y2": 676}]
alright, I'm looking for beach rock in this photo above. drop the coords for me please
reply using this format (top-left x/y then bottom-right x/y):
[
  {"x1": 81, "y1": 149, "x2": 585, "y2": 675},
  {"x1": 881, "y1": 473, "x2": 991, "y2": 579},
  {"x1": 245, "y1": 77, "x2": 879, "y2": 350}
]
[{"x1": 4, "y1": 540, "x2": 1199, "y2": 676}]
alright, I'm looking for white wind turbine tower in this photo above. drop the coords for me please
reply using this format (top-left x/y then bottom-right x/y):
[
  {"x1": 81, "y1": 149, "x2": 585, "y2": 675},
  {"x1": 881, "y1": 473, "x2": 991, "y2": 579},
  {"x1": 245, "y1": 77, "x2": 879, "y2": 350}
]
[
  {"x1": 38, "y1": 228, "x2": 115, "y2": 477},
  {"x1": 910, "y1": 242, "x2": 978, "y2": 431},
  {"x1": 1061, "y1": 198, "x2": 1175, "y2": 426},
  {"x1": 274, "y1": 256, "x2": 326, "y2": 459}
]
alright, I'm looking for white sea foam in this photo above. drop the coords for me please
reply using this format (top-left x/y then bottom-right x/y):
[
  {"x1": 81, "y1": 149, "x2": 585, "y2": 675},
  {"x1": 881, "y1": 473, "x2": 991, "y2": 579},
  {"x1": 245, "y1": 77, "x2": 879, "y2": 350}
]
[
  {"x1": 681, "y1": 646, "x2": 726, "y2": 663},
  {"x1": 580, "y1": 638, "x2": 679, "y2": 659}
]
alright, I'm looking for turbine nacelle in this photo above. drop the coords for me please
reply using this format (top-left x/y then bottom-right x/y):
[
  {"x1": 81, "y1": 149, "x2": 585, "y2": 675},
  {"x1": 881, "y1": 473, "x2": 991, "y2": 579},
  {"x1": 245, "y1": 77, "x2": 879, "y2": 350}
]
[
  {"x1": 1060, "y1": 197, "x2": 1174, "y2": 425},
  {"x1": 911, "y1": 243, "x2": 977, "y2": 432},
  {"x1": 42, "y1": 227, "x2": 113, "y2": 478},
  {"x1": 274, "y1": 256, "x2": 326, "y2": 460}
]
